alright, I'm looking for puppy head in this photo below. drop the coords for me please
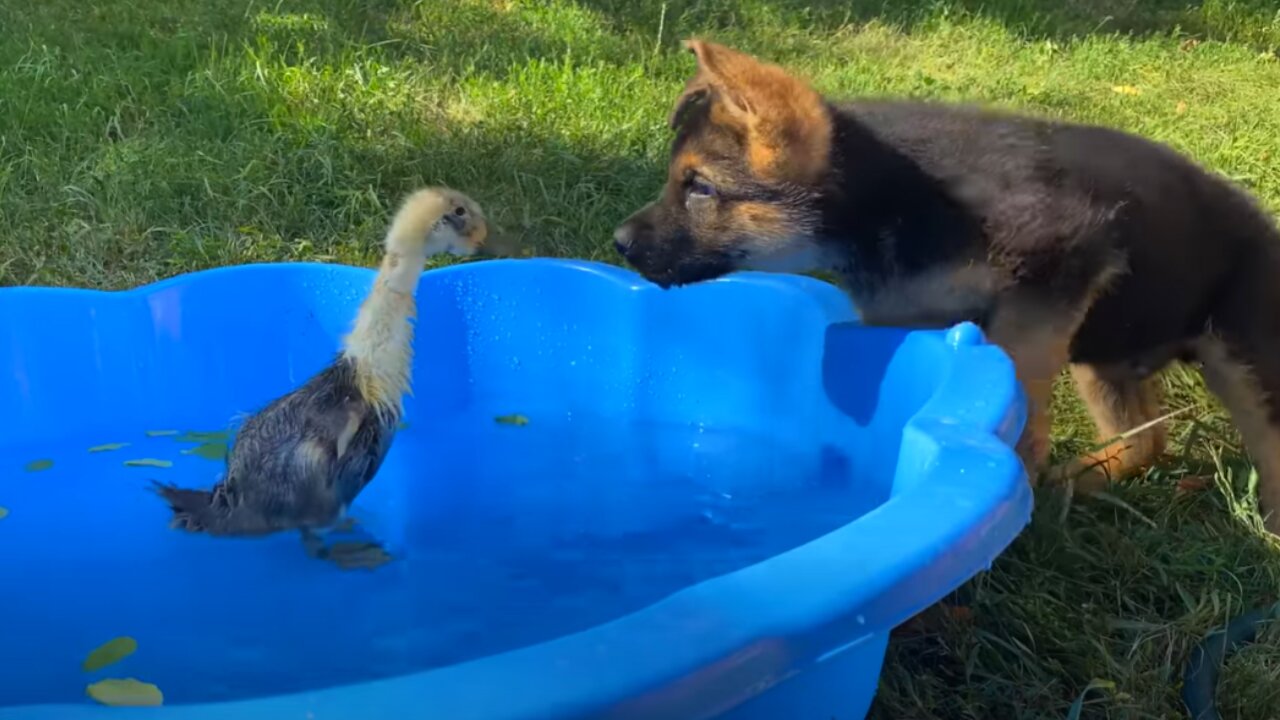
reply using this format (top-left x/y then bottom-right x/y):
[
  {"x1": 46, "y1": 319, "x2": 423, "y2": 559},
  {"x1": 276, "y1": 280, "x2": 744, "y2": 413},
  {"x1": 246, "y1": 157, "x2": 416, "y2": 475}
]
[{"x1": 614, "y1": 40, "x2": 835, "y2": 288}]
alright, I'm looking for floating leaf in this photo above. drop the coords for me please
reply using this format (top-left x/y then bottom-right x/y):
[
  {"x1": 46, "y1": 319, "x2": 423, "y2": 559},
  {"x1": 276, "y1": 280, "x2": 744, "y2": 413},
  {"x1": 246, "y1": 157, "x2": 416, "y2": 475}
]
[
  {"x1": 144, "y1": 430, "x2": 179, "y2": 437},
  {"x1": 495, "y1": 413, "x2": 529, "y2": 426},
  {"x1": 24, "y1": 459, "x2": 53, "y2": 472},
  {"x1": 82, "y1": 636, "x2": 138, "y2": 672},
  {"x1": 86, "y1": 678, "x2": 163, "y2": 707},
  {"x1": 88, "y1": 443, "x2": 130, "y2": 453},
  {"x1": 0, "y1": 507, "x2": 8, "y2": 520},
  {"x1": 174, "y1": 430, "x2": 229, "y2": 443},
  {"x1": 181, "y1": 442, "x2": 227, "y2": 461},
  {"x1": 123, "y1": 459, "x2": 172, "y2": 468},
  {"x1": 1111, "y1": 84, "x2": 1141, "y2": 96}
]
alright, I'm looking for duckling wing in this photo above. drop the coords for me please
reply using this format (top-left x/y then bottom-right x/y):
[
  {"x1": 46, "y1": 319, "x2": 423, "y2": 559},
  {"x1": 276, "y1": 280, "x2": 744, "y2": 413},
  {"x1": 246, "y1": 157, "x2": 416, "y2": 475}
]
[
  {"x1": 225, "y1": 425, "x2": 346, "y2": 530},
  {"x1": 218, "y1": 362, "x2": 372, "y2": 529},
  {"x1": 215, "y1": 359, "x2": 399, "y2": 530},
  {"x1": 328, "y1": 404, "x2": 397, "y2": 510},
  {"x1": 282, "y1": 399, "x2": 395, "y2": 521},
  {"x1": 281, "y1": 402, "x2": 379, "y2": 523}
]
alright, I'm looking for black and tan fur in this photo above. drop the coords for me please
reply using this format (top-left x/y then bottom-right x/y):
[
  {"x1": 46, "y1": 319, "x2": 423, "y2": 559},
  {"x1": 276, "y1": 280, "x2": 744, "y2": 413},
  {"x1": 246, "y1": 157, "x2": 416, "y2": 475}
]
[
  {"x1": 155, "y1": 187, "x2": 488, "y2": 556},
  {"x1": 613, "y1": 40, "x2": 1280, "y2": 533}
]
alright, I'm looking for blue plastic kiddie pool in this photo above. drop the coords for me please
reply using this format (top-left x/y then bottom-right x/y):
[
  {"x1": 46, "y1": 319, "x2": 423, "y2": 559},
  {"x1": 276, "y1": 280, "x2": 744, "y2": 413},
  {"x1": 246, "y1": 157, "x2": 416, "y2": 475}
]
[{"x1": 0, "y1": 258, "x2": 1031, "y2": 719}]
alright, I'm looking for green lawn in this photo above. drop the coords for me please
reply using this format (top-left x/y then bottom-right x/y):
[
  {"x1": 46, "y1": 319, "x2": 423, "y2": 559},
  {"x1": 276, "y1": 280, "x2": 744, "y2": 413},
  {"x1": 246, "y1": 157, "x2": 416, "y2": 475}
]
[{"x1": 3, "y1": 0, "x2": 1279, "y2": 717}]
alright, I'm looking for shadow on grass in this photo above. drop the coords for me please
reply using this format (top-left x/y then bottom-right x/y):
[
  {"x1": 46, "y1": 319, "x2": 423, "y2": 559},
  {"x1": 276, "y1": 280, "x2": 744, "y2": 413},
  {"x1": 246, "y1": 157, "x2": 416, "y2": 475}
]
[
  {"x1": 575, "y1": 0, "x2": 1280, "y2": 48},
  {"x1": 9, "y1": 0, "x2": 1275, "y2": 99},
  {"x1": 2, "y1": 0, "x2": 653, "y2": 84},
  {"x1": 0, "y1": 0, "x2": 673, "y2": 287},
  {"x1": 0, "y1": 44, "x2": 664, "y2": 288}
]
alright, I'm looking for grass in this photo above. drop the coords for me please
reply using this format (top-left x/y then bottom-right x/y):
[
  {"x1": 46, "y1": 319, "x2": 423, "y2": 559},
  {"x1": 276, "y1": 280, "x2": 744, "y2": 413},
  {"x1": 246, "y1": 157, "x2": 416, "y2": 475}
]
[{"x1": 2, "y1": 0, "x2": 1279, "y2": 717}]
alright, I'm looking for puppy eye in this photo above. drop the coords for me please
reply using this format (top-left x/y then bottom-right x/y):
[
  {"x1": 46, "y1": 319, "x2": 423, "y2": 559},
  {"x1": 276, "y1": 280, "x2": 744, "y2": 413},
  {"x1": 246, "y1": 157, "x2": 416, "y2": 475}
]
[{"x1": 688, "y1": 177, "x2": 716, "y2": 198}]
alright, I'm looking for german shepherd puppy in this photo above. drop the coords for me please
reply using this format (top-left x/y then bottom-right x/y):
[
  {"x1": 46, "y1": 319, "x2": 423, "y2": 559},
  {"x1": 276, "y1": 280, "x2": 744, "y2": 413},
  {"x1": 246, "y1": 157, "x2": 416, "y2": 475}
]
[{"x1": 613, "y1": 39, "x2": 1280, "y2": 533}]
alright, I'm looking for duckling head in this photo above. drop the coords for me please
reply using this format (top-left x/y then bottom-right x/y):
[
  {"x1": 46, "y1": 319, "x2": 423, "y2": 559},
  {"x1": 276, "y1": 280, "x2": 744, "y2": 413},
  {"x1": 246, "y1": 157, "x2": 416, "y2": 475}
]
[{"x1": 384, "y1": 187, "x2": 489, "y2": 259}]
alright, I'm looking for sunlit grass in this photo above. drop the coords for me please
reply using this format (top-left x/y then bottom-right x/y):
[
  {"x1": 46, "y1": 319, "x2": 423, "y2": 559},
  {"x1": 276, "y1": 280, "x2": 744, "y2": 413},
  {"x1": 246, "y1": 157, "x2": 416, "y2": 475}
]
[{"x1": 2, "y1": 1, "x2": 1278, "y2": 717}]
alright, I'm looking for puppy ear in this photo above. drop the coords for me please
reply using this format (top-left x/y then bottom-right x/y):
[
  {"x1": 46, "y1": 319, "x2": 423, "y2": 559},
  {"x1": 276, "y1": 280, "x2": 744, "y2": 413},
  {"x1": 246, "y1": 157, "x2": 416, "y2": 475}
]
[
  {"x1": 673, "y1": 38, "x2": 832, "y2": 184},
  {"x1": 668, "y1": 85, "x2": 707, "y2": 130},
  {"x1": 683, "y1": 39, "x2": 741, "y2": 91},
  {"x1": 667, "y1": 39, "x2": 747, "y2": 130},
  {"x1": 680, "y1": 39, "x2": 756, "y2": 123}
]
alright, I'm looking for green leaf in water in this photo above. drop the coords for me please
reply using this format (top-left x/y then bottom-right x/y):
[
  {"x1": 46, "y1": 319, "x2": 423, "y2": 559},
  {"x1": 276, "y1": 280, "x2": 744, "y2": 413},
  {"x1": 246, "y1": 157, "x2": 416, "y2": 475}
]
[
  {"x1": 181, "y1": 442, "x2": 227, "y2": 461},
  {"x1": 82, "y1": 636, "x2": 138, "y2": 672},
  {"x1": 494, "y1": 413, "x2": 530, "y2": 426},
  {"x1": 144, "y1": 430, "x2": 179, "y2": 437},
  {"x1": 88, "y1": 443, "x2": 130, "y2": 453},
  {"x1": 24, "y1": 459, "x2": 53, "y2": 472},
  {"x1": 174, "y1": 430, "x2": 229, "y2": 443},
  {"x1": 86, "y1": 678, "x2": 163, "y2": 707},
  {"x1": 0, "y1": 507, "x2": 9, "y2": 520},
  {"x1": 123, "y1": 459, "x2": 172, "y2": 468}
]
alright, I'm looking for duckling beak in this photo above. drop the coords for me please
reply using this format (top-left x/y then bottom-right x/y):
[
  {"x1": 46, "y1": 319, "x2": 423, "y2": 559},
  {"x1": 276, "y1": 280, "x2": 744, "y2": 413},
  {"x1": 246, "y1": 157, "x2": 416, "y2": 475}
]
[{"x1": 477, "y1": 230, "x2": 523, "y2": 258}]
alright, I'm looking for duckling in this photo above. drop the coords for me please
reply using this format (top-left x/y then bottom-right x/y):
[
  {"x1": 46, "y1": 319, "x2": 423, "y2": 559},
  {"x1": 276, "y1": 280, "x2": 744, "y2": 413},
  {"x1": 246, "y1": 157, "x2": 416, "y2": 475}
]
[{"x1": 154, "y1": 187, "x2": 487, "y2": 565}]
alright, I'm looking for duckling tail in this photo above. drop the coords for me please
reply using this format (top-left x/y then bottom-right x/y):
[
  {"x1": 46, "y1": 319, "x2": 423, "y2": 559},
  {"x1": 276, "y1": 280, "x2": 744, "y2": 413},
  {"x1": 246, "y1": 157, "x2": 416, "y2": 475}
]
[{"x1": 150, "y1": 481, "x2": 218, "y2": 533}]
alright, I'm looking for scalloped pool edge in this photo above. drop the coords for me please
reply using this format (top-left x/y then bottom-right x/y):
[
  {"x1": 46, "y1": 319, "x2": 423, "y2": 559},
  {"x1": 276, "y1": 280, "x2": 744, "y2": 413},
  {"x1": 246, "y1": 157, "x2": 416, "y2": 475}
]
[{"x1": 0, "y1": 259, "x2": 1033, "y2": 720}]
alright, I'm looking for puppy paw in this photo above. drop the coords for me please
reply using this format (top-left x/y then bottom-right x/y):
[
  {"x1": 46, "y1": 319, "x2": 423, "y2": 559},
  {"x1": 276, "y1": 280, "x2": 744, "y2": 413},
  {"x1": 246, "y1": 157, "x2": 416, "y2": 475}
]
[
  {"x1": 1043, "y1": 456, "x2": 1113, "y2": 495},
  {"x1": 1015, "y1": 434, "x2": 1052, "y2": 485}
]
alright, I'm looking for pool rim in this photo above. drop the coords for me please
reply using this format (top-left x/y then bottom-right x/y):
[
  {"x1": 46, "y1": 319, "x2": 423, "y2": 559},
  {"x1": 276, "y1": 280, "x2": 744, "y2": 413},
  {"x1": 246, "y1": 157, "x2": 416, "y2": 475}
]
[{"x1": 0, "y1": 258, "x2": 1033, "y2": 720}]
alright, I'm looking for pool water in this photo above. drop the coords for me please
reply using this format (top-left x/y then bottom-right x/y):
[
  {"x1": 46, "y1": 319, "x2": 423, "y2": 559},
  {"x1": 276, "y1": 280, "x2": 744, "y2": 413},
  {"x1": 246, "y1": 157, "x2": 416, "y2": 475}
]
[{"x1": 0, "y1": 411, "x2": 871, "y2": 708}]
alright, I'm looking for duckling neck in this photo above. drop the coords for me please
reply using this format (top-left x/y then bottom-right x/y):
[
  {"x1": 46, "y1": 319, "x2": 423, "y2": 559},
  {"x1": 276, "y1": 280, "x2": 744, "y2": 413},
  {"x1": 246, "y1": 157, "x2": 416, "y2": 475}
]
[
  {"x1": 341, "y1": 250, "x2": 426, "y2": 413},
  {"x1": 377, "y1": 248, "x2": 426, "y2": 294}
]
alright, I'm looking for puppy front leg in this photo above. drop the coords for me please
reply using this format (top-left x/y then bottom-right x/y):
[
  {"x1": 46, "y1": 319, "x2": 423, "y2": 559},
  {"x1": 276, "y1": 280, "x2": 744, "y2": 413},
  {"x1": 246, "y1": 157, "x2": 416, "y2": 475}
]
[
  {"x1": 1051, "y1": 363, "x2": 1168, "y2": 493},
  {"x1": 984, "y1": 299, "x2": 1083, "y2": 483}
]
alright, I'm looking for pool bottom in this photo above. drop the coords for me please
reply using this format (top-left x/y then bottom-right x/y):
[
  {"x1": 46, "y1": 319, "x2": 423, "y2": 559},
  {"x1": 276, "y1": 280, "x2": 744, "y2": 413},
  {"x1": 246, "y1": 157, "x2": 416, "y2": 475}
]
[{"x1": 0, "y1": 411, "x2": 878, "y2": 708}]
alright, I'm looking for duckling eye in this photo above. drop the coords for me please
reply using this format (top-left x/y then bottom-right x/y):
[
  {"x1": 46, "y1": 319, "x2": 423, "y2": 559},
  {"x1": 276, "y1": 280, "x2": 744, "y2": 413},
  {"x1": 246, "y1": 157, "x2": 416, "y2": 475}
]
[{"x1": 453, "y1": 206, "x2": 467, "y2": 217}]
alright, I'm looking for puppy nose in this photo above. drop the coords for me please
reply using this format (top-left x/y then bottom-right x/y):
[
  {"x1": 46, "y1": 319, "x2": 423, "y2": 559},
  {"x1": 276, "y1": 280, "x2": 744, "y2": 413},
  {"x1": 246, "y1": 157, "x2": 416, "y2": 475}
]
[{"x1": 613, "y1": 225, "x2": 635, "y2": 256}]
